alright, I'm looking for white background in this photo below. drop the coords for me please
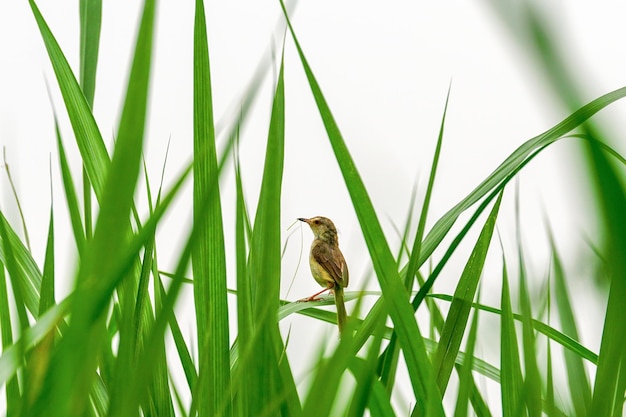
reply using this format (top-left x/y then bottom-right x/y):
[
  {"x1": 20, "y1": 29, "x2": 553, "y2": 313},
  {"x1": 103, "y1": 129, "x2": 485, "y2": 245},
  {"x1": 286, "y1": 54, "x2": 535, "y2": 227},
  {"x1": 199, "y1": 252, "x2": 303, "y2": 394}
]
[{"x1": 1, "y1": 0, "x2": 625, "y2": 414}]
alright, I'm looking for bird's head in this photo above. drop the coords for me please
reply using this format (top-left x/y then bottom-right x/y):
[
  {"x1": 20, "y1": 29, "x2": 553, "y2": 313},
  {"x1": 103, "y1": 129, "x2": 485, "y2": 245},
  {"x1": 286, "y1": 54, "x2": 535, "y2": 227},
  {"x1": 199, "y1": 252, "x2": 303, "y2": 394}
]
[{"x1": 298, "y1": 216, "x2": 338, "y2": 244}]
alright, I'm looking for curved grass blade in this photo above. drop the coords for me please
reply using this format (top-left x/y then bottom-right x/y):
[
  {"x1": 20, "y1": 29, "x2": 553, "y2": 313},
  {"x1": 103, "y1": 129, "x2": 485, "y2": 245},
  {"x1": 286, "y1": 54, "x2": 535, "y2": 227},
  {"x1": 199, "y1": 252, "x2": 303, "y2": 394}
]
[
  {"x1": 29, "y1": 0, "x2": 109, "y2": 199},
  {"x1": 416, "y1": 86, "x2": 626, "y2": 271},
  {"x1": 280, "y1": 2, "x2": 444, "y2": 414},
  {"x1": 0, "y1": 212, "x2": 42, "y2": 317}
]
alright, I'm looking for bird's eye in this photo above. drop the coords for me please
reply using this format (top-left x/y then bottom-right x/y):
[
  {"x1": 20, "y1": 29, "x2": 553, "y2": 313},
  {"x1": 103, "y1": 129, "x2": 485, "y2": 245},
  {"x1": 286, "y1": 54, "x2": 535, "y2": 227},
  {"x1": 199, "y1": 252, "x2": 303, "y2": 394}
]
[{"x1": 313, "y1": 219, "x2": 320, "y2": 224}]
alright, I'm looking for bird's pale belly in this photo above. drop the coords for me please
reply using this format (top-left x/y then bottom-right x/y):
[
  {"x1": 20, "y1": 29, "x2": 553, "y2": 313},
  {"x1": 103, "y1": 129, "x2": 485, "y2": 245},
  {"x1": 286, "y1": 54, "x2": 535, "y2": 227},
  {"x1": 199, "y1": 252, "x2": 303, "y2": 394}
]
[{"x1": 309, "y1": 253, "x2": 335, "y2": 288}]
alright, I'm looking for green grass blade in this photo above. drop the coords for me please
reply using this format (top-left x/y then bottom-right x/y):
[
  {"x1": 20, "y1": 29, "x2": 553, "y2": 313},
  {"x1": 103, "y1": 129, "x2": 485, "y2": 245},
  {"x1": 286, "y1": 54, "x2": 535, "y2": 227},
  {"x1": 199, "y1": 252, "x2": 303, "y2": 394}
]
[
  {"x1": 0, "y1": 216, "x2": 30, "y2": 331},
  {"x1": 515, "y1": 193, "x2": 542, "y2": 417},
  {"x1": 78, "y1": 0, "x2": 101, "y2": 106},
  {"x1": 517, "y1": 251, "x2": 542, "y2": 417},
  {"x1": 433, "y1": 191, "x2": 502, "y2": 393},
  {"x1": 349, "y1": 358, "x2": 395, "y2": 417},
  {"x1": 27, "y1": 0, "x2": 157, "y2": 414},
  {"x1": 29, "y1": 0, "x2": 109, "y2": 199},
  {"x1": 191, "y1": 1, "x2": 230, "y2": 415},
  {"x1": 430, "y1": 292, "x2": 598, "y2": 364},
  {"x1": 280, "y1": 3, "x2": 443, "y2": 414},
  {"x1": 234, "y1": 139, "x2": 254, "y2": 416},
  {"x1": 500, "y1": 255, "x2": 523, "y2": 416},
  {"x1": 0, "y1": 212, "x2": 42, "y2": 317},
  {"x1": 39, "y1": 199, "x2": 55, "y2": 316},
  {"x1": 0, "y1": 264, "x2": 21, "y2": 414},
  {"x1": 454, "y1": 295, "x2": 480, "y2": 417},
  {"x1": 417, "y1": 87, "x2": 626, "y2": 270},
  {"x1": 245, "y1": 47, "x2": 301, "y2": 417},
  {"x1": 586, "y1": 136, "x2": 626, "y2": 416}
]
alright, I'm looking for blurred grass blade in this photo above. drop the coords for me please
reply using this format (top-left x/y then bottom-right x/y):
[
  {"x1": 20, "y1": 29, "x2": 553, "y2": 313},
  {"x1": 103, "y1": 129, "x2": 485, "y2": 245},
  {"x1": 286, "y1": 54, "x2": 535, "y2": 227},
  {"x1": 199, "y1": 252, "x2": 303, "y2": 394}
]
[
  {"x1": 433, "y1": 191, "x2": 502, "y2": 393},
  {"x1": 79, "y1": 0, "x2": 102, "y2": 239},
  {"x1": 348, "y1": 359, "x2": 395, "y2": 417},
  {"x1": 192, "y1": 0, "x2": 231, "y2": 415},
  {"x1": 234, "y1": 138, "x2": 254, "y2": 416},
  {"x1": 280, "y1": 3, "x2": 444, "y2": 415},
  {"x1": 500, "y1": 254, "x2": 523, "y2": 416},
  {"x1": 0, "y1": 264, "x2": 21, "y2": 414},
  {"x1": 79, "y1": 0, "x2": 101, "y2": 106},
  {"x1": 29, "y1": 0, "x2": 109, "y2": 199}
]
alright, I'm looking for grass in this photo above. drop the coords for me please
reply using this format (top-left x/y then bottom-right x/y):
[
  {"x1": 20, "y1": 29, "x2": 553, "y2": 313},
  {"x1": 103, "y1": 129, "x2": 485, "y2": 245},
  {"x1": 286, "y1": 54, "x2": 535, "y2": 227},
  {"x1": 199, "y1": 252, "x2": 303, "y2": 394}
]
[{"x1": 1, "y1": 0, "x2": 626, "y2": 416}]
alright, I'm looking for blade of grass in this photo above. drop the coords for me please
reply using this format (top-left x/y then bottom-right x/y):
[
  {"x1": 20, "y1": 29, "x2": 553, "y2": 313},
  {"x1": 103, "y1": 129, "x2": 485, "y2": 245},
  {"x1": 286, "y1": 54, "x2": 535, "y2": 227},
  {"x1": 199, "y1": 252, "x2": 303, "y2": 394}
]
[
  {"x1": 0, "y1": 263, "x2": 20, "y2": 415},
  {"x1": 79, "y1": 0, "x2": 102, "y2": 239},
  {"x1": 433, "y1": 191, "x2": 502, "y2": 393},
  {"x1": 453, "y1": 292, "x2": 481, "y2": 417},
  {"x1": 500, "y1": 254, "x2": 523, "y2": 416},
  {"x1": 191, "y1": 1, "x2": 231, "y2": 415},
  {"x1": 39, "y1": 190, "x2": 55, "y2": 316},
  {"x1": 0, "y1": 212, "x2": 42, "y2": 317},
  {"x1": 27, "y1": 0, "x2": 157, "y2": 414},
  {"x1": 515, "y1": 191, "x2": 542, "y2": 417},
  {"x1": 415, "y1": 86, "x2": 626, "y2": 273},
  {"x1": 280, "y1": 3, "x2": 444, "y2": 414}
]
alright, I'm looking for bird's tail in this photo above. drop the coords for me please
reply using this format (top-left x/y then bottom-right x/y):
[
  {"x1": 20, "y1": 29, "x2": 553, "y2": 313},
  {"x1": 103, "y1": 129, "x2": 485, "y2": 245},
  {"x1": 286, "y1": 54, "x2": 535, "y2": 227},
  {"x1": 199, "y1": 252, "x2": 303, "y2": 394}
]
[{"x1": 334, "y1": 286, "x2": 347, "y2": 335}]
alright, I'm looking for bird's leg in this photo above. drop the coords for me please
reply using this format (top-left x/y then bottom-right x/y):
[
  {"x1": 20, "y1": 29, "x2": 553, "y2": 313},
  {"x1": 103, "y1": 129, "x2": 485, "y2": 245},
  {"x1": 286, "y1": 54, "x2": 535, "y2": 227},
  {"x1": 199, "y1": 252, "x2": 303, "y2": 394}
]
[{"x1": 299, "y1": 286, "x2": 333, "y2": 302}]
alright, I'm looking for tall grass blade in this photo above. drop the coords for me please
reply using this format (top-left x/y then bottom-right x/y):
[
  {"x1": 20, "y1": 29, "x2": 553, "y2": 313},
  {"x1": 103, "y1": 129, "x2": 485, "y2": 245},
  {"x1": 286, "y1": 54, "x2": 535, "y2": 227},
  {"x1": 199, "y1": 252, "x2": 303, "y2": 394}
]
[
  {"x1": 39, "y1": 198, "x2": 55, "y2": 316},
  {"x1": 0, "y1": 264, "x2": 20, "y2": 415},
  {"x1": 453, "y1": 296, "x2": 481, "y2": 417},
  {"x1": 29, "y1": 0, "x2": 109, "y2": 199},
  {"x1": 191, "y1": 1, "x2": 230, "y2": 415},
  {"x1": 246, "y1": 48, "x2": 300, "y2": 417},
  {"x1": 78, "y1": 0, "x2": 102, "y2": 238},
  {"x1": 548, "y1": 231, "x2": 590, "y2": 416},
  {"x1": 500, "y1": 255, "x2": 523, "y2": 416},
  {"x1": 433, "y1": 191, "x2": 502, "y2": 393},
  {"x1": 78, "y1": 0, "x2": 101, "y2": 106},
  {"x1": 280, "y1": 3, "x2": 444, "y2": 415},
  {"x1": 26, "y1": 0, "x2": 157, "y2": 414},
  {"x1": 234, "y1": 138, "x2": 254, "y2": 416}
]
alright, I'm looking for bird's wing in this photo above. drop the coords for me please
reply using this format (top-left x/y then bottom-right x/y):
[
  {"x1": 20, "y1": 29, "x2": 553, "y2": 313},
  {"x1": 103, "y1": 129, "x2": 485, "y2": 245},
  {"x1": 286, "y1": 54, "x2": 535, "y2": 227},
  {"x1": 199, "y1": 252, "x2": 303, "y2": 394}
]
[{"x1": 312, "y1": 244, "x2": 349, "y2": 288}]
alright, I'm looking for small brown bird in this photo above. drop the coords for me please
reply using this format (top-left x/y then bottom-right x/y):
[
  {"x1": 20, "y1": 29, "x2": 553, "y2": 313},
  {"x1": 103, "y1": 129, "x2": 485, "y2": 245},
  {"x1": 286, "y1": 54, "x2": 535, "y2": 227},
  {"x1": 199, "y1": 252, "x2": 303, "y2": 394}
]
[{"x1": 298, "y1": 216, "x2": 349, "y2": 334}]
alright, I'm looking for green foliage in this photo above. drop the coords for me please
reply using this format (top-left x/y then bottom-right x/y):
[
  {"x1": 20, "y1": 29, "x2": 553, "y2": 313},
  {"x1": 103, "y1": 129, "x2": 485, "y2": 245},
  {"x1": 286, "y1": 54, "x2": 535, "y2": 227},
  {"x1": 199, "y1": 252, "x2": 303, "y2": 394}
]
[{"x1": 1, "y1": 1, "x2": 626, "y2": 416}]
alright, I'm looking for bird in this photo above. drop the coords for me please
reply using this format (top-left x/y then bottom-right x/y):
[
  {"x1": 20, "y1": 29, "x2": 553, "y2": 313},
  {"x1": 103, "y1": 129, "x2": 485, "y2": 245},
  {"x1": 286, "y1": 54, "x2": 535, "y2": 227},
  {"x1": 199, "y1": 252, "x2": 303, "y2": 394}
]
[{"x1": 298, "y1": 216, "x2": 349, "y2": 334}]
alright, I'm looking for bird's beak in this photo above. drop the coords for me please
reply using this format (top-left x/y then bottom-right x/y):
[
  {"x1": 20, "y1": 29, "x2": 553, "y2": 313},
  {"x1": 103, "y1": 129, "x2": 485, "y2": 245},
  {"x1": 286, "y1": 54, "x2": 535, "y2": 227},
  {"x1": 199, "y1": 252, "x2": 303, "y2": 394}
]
[{"x1": 298, "y1": 217, "x2": 309, "y2": 224}]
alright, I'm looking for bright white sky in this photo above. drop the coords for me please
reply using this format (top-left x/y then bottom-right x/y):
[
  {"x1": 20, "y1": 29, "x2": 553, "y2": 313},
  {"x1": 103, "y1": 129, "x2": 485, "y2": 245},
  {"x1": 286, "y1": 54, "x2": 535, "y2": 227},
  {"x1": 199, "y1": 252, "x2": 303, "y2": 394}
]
[{"x1": 1, "y1": 0, "x2": 626, "y2": 414}]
